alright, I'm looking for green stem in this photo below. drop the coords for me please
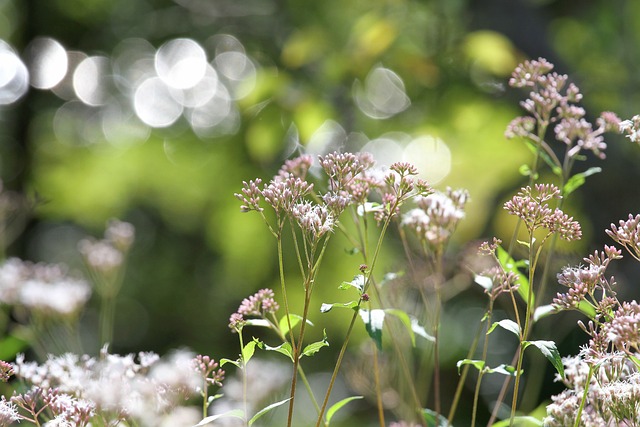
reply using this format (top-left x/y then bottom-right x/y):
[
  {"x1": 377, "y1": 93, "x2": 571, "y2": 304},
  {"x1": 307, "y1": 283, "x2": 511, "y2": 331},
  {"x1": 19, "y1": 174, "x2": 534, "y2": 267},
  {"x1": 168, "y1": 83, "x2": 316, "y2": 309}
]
[{"x1": 573, "y1": 364, "x2": 594, "y2": 427}]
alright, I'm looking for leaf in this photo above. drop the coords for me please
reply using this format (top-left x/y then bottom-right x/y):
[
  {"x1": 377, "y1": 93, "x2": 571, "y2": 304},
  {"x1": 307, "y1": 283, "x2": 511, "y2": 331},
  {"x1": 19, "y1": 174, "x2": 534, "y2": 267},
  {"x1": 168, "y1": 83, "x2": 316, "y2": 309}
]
[
  {"x1": 487, "y1": 319, "x2": 521, "y2": 338},
  {"x1": 385, "y1": 308, "x2": 417, "y2": 346},
  {"x1": 244, "y1": 319, "x2": 271, "y2": 328},
  {"x1": 0, "y1": 335, "x2": 28, "y2": 361},
  {"x1": 523, "y1": 139, "x2": 562, "y2": 176},
  {"x1": 422, "y1": 408, "x2": 452, "y2": 427},
  {"x1": 523, "y1": 340, "x2": 564, "y2": 378},
  {"x1": 338, "y1": 275, "x2": 365, "y2": 292},
  {"x1": 356, "y1": 202, "x2": 383, "y2": 216},
  {"x1": 220, "y1": 358, "x2": 241, "y2": 368},
  {"x1": 456, "y1": 359, "x2": 485, "y2": 374},
  {"x1": 301, "y1": 329, "x2": 329, "y2": 358},
  {"x1": 474, "y1": 274, "x2": 493, "y2": 291},
  {"x1": 320, "y1": 301, "x2": 359, "y2": 313},
  {"x1": 496, "y1": 245, "x2": 533, "y2": 307},
  {"x1": 410, "y1": 316, "x2": 436, "y2": 342},
  {"x1": 564, "y1": 167, "x2": 602, "y2": 196},
  {"x1": 193, "y1": 409, "x2": 244, "y2": 426},
  {"x1": 259, "y1": 341, "x2": 294, "y2": 362},
  {"x1": 485, "y1": 364, "x2": 519, "y2": 376},
  {"x1": 577, "y1": 300, "x2": 597, "y2": 319},
  {"x1": 359, "y1": 308, "x2": 385, "y2": 349},
  {"x1": 533, "y1": 304, "x2": 556, "y2": 322},
  {"x1": 248, "y1": 397, "x2": 292, "y2": 426},
  {"x1": 325, "y1": 396, "x2": 363, "y2": 425},
  {"x1": 279, "y1": 314, "x2": 313, "y2": 336},
  {"x1": 242, "y1": 340, "x2": 258, "y2": 363}
]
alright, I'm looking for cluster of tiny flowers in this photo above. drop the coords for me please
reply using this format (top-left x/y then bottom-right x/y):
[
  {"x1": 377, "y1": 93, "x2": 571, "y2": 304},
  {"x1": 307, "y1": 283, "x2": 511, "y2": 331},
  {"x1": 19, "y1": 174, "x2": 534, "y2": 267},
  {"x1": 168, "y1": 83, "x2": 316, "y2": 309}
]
[
  {"x1": 11, "y1": 348, "x2": 204, "y2": 426},
  {"x1": 605, "y1": 300, "x2": 640, "y2": 354},
  {"x1": 619, "y1": 115, "x2": 640, "y2": 144},
  {"x1": 78, "y1": 220, "x2": 134, "y2": 276},
  {"x1": 553, "y1": 245, "x2": 621, "y2": 311},
  {"x1": 506, "y1": 57, "x2": 619, "y2": 160},
  {"x1": 192, "y1": 355, "x2": 225, "y2": 387},
  {"x1": 0, "y1": 258, "x2": 91, "y2": 318},
  {"x1": 291, "y1": 201, "x2": 334, "y2": 241},
  {"x1": 504, "y1": 184, "x2": 581, "y2": 240},
  {"x1": 401, "y1": 188, "x2": 468, "y2": 247},
  {"x1": 229, "y1": 288, "x2": 279, "y2": 331},
  {"x1": 606, "y1": 214, "x2": 640, "y2": 261},
  {"x1": 375, "y1": 162, "x2": 432, "y2": 224}
]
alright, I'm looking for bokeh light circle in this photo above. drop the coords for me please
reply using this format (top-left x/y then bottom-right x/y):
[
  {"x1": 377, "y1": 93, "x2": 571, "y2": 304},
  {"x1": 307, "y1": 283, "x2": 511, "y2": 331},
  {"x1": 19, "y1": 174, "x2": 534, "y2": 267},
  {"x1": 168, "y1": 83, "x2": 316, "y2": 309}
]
[
  {"x1": 25, "y1": 37, "x2": 68, "y2": 89},
  {"x1": 134, "y1": 77, "x2": 183, "y2": 128},
  {"x1": 155, "y1": 38, "x2": 208, "y2": 90},
  {"x1": 0, "y1": 41, "x2": 29, "y2": 105}
]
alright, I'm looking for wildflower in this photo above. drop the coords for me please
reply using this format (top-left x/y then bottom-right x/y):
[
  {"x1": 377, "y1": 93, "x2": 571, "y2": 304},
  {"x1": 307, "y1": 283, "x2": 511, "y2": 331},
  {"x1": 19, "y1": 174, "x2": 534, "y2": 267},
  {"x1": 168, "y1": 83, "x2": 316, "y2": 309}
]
[
  {"x1": 236, "y1": 288, "x2": 279, "y2": 317},
  {"x1": 606, "y1": 300, "x2": 640, "y2": 353},
  {"x1": 508, "y1": 57, "x2": 554, "y2": 88},
  {"x1": 19, "y1": 277, "x2": 91, "y2": 317},
  {"x1": 401, "y1": 188, "x2": 469, "y2": 248},
  {"x1": 480, "y1": 266, "x2": 519, "y2": 300},
  {"x1": 0, "y1": 361, "x2": 13, "y2": 382},
  {"x1": 261, "y1": 174, "x2": 313, "y2": 215},
  {"x1": 235, "y1": 178, "x2": 263, "y2": 213},
  {"x1": 319, "y1": 151, "x2": 367, "y2": 192},
  {"x1": 78, "y1": 239, "x2": 124, "y2": 274},
  {"x1": 192, "y1": 355, "x2": 225, "y2": 387},
  {"x1": 228, "y1": 312, "x2": 245, "y2": 332},
  {"x1": 478, "y1": 237, "x2": 502, "y2": 256},
  {"x1": 0, "y1": 396, "x2": 20, "y2": 426},
  {"x1": 105, "y1": 219, "x2": 135, "y2": 252},
  {"x1": 606, "y1": 214, "x2": 640, "y2": 261},
  {"x1": 619, "y1": 115, "x2": 640, "y2": 144},
  {"x1": 291, "y1": 201, "x2": 334, "y2": 240},
  {"x1": 276, "y1": 154, "x2": 314, "y2": 180}
]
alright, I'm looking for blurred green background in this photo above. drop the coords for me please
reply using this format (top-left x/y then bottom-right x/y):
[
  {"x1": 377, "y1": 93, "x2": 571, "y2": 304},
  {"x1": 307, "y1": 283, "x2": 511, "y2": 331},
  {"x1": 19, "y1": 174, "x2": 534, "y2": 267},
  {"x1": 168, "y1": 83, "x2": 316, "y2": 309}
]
[{"x1": 1, "y1": 0, "x2": 640, "y2": 425}]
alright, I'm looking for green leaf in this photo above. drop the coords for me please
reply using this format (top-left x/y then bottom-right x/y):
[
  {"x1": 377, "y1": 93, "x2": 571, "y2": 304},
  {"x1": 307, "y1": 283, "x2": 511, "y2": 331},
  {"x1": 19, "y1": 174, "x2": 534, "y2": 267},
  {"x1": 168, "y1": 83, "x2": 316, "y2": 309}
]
[
  {"x1": 523, "y1": 340, "x2": 564, "y2": 378},
  {"x1": 259, "y1": 341, "x2": 294, "y2": 362},
  {"x1": 496, "y1": 245, "x2": 533, "y2": 307},
  {"x1": 385, "y1": 308, "x2": 416, "y2": 346},
  {"x1": 564, "y1": 167, "x2": 602, "y2": 196},
  {"x1": 339, "y1": 275, "x2": 365, "y2": 292},
  {"x1": 577, "y1": 300, "x2": 597, "y2": 319},
  {"x1": 485, "y1": 364, "x2": 519, "y2": 376},
  {"x1": 279, "y1": 314, "x2": 313, "y2": 336},
  {"x1": 244, "y1": 318, "x2": 271, "y2": 328},
  {"x1": 0, "y1": 335, "x2": 28, "y2": 361},
  {"x1": 301, "y1": 329, "x2": 329, "y2": 358},
  {"x1": 359, "y1": 308, "x2": 385, "y2": 349},
  {"x1": 491, "y1": 415, "x2": 543, "y2": 426},
  {"x1": 522, "y1": 139, "x2": 562, "y2": 176},
  {"x1": 248, "y1": 397, "x2": 292, "y2": 426},
  {"x1": 220, "y1": 358, "x2": 241, "y2": 368},
  {"x1": 320, "y1": 301, "x2": 359, "y2": 313},
  {"x1": 242, "y1": 340, "x2": 258, "y2": 363},
  {"x1": 456, "y1": 359, "x2": 485, "y2": 374},
  {"x1": 533, "y1": 304, "x2": 556, "y2": 322},
  {"x1": 422, "y1": 408, "x2": 452, "y2": 427},
  {"x1": 487, "y1": 319, "x2": 521, "y2": 337},
  {"x1": 474, "y1": 274, "x2": 493, "y2": 291},
  {"x1": 193, "y1": 409, "x2": 245, "y2": 426},
  {"x1": 325, "y1": 396, "x2": 363, "y2": 425},
  {"x1": 518, "y1": 163, "x2": 533, "y2": 177}
]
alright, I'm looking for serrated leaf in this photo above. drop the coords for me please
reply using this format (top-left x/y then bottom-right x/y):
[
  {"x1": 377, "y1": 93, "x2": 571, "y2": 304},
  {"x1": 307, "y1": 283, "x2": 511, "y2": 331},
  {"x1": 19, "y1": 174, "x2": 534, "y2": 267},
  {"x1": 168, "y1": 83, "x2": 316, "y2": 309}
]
[
  {"x1": 456, "y1": 359, "x2": 485, "y2": 374},
  {"x1": 564, "y1": 167, "x2": 601, "y2": 196},
  {"x1": 320, "y1": 301, "x2": 359, "y2": 313},
  {"x1": 496, "y1": 245, "x2": 533, "y2": 307},
  {"x1": 485, "y1": 364, "x2": 519, "y2": 376},
  {"x1": 248, "y1": 397, "x2": 292, "y2": 426},
  {"x1": 260, "y1": 341, "x2": 294, "y2": 362},
  {"x1": 220, "y1": 358, "x2": 241, "y2": 368},
  {"x1": 279, "y1": 314, "x2": 313, "y2": 336},
  {"x1": 193, "y1": 409, "x2": 244, "y2": 426},
  {"x1": 301, "y1": 330, "x2": 329, "y2": 358},
  {"x1": 523, "y1": 340, "x2": 564, "y2": 378},
  {"x1": 339, "y1": 275, "x2": 365, "y2": 292},
  {"x1": 359, "y1": 308, "x2": 385, "y2": 349},
  {"x1": 422, "y1": 408, "x2": 452, "y2": 427},
  {"x1": 487, "y1": 319, "x2": 521, "y2": 337},
  {"x1": 242, "y1": 340, "x2": 258, "y2": 363},
  {"x1": 325, "y1": 396, "x2": 363, "y2": 425}
]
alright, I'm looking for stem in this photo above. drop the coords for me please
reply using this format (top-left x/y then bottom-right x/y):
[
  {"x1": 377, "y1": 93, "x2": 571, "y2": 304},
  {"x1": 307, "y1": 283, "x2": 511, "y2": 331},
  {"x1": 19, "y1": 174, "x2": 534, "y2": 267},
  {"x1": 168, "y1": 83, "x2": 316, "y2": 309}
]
[
  {"x1": 373, "y1": 342, "x2": 386, "y2": 427},
  {"x1": 447, "y1": 319, "x2": 484, "y2": 423},
  {"x1": 573, "y1": 364, "x2": 594, "y2": 427},
  {"x1": 471, "y1": 301, "x2": 494, "y2": 427},
  {"x1": 432, "y1": 247, "x2": 444, "y2": 417}
]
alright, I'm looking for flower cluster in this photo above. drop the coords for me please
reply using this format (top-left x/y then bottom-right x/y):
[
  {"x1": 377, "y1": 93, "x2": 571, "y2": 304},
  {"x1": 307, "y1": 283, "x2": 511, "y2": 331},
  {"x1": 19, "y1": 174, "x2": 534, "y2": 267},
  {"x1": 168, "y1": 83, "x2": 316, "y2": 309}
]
[
  {"x1": 228, "y1": 288, "x2": 279, "y2": 331},
  {"x1": 401, "y1": 188, "x2": 468, "y2": 248},
  {"x1": 503, "y1": 184, "x2": 581, "y2": 241},
  {"x1": 606, "y1": 213, "x2": 640, "y2": 261},
  {"x1": 506, "y1": 57, "x2": 620, "y2": 160},
  {"x1": 0, "y1": 258, "x2": 91, "y2": 318},
  {"x1": 192, "y1": 354, "x2": 225, "y2": 387},
  {"x1": 619, "y1": 115, "x2": 640, "y2": 144},
  {"x1": 10, "y1": 348, "x2": 206, "y2": 426}
]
